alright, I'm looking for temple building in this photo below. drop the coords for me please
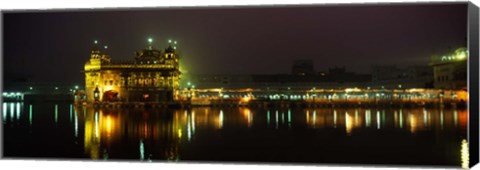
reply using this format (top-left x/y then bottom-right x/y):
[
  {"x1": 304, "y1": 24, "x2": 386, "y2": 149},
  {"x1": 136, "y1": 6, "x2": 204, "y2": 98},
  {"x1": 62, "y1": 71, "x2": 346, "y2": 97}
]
[
  {"x1": 84, "y1": 39, "x2": 181, "y2": 103},
  {"x1": 430, "y1": 47, "x2": 468, "y2": 90}
]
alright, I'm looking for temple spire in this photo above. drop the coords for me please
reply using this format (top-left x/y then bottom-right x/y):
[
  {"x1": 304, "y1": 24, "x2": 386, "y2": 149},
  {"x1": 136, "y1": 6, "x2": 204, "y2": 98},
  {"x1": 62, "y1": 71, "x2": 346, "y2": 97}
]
[{"x1": 147, "y1": 38, "x2": 153, "y2": 50}]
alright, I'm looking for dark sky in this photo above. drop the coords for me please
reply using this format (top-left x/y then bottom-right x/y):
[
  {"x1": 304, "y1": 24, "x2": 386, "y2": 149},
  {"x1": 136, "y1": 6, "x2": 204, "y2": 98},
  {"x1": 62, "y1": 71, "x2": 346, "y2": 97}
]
[{"x1": 3, "y1": 3, "x2": 468, "y2": 84}]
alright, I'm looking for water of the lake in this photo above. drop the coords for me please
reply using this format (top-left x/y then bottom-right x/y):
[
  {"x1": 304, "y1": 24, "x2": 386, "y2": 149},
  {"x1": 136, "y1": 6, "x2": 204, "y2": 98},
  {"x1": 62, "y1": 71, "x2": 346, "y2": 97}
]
[{"x1": 2, "y1": 101, "x2": 468, "y2": 168}]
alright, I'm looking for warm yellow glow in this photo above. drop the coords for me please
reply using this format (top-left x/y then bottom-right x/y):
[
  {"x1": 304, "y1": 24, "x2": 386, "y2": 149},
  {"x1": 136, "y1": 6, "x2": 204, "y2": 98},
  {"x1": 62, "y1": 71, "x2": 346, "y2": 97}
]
[
  {"x1": 345, "y1": 112, "x2": 353, "y2": 135},
  {"x1": 345, "y1": 88, "x2": 361, "y2": 93},
  {"x1": 456, "y1": 90, "x2": 468, "y2": 101},
  {"x1": 105, "y1": 85, "x2": 113, "y2": 91},
  {"x1": 306, "y1": 110, "x2": 309, "y2": 125},
  {"x1": 241, "y1": 96, "x2": 251, "y2": 102},
  {"x1": 406, "y1": 88, "x2": 425, "y2": 93},
  {"x1": 218, "y1": 110, "x2": 224, "y2": 129},
  {"x1": 177, "y1": 129, "x2": 182, "y2": 138},
  {"x1": 409, "y1": 114, "x2": 417, "y2": 133},
  {"x1": 104, "y1": 115, "x2": 114, "y2": 136},
  {"x1": 84, "y1": 109, "x2": 100, "y2": 160},
  {"x1": 461, "y1": 139, "x2": 469, "y2": 169},
  {"x1": 242, "y1": 108, "x2": 252, "y2": 127}
]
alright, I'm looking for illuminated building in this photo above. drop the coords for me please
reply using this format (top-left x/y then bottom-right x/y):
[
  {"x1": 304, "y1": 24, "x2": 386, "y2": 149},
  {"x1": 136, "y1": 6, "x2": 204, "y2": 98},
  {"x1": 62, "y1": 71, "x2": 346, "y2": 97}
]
[
  {"x1": 430, "y1": 47, "x2": 468, "y2": 89},
  {"x1": 84, "y1": 39, "x2": 181, "y2": 102}
]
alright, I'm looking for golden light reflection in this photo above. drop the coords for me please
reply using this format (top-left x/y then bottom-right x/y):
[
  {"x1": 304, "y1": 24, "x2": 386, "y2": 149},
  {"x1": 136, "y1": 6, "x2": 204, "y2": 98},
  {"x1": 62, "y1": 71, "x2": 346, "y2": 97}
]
[
  {"x1": 461, "y1": 139, "x2": 469, "y2": 169},
  {"x1": 376, "y1": 111, "x2": 380, "y2": 130},
  {"x1": 456, "y1": 90, "x2": 468, "y2": 102},
  {"x1": 177, "y1": 129, "x2": 182, "y2": 138},
  {"x1": 218, "y1": 110, "x2": 224, "y2": 129},
  {"x1": 84, "y1": 108, "x2": 101, "y2": 160},
  {"x1": 104, "y1": 115, "x2": 114, "y2": 137},
  {"x1": 306, "y1": 110, "x2": 309, "y2": 124},
  {"x1": 82, "y1": 107, "x2": 184, "y2": 160},
  {"x1": 458, "y1": 110, "x2": 468, "y2": 130},
  {"x1": 409, "y1": 113, "x2": 417, "y2": 133},
  {"x1": 345, "y1": 112, "x2": 353, "y2": 135},
  {"x1": 76, "y1": 107, "x2": 468, "y2": 161},
  {"x1": 354, "y1": 110, "x2": 359, "y2": 127},
  {"x1": 241, "y1": 108, "x2": 253, "y2": 127},
  {"x1": 241, "y1": 96, "x2": 251, "y2": 102},
  {"x1": 399, "y1": 110, "x2": 403, "y2": 129}
]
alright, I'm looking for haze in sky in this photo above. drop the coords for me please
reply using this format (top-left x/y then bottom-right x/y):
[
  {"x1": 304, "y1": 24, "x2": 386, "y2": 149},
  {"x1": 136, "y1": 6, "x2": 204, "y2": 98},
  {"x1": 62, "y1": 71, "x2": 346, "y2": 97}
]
[{"x1": 3, "y1": 3, "x2": 467, "y2": 83}]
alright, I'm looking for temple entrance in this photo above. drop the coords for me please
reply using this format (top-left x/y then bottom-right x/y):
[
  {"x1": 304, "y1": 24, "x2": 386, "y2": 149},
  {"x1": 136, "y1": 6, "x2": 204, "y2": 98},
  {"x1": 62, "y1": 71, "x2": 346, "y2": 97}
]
[{"x1": 103, "y1": 90, "x2": 119, "y2": 102}]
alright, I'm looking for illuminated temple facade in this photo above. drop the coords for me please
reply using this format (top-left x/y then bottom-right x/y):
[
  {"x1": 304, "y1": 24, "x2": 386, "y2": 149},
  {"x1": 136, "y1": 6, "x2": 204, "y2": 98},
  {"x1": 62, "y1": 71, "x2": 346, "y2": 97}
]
[{"x1": 84, "y1": 40, "x2": 181, "y2": 103}]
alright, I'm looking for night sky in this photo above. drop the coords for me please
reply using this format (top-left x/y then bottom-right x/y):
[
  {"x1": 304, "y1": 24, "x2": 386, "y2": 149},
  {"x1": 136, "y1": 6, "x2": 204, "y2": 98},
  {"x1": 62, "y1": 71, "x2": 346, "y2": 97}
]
[{"x1": 3, "y1": 3, "x2": 467, "y2": 84}]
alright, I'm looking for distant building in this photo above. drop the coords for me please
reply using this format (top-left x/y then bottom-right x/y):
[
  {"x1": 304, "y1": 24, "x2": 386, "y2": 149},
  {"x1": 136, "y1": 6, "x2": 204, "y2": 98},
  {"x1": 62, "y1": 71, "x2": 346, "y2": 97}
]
[
  {"x1": 189, "y1": 67, "x2": 370, "y2": 90},
  {"x1": 328, "y1": 66, "x2": 371, "y2": 83},
  {"x1": 430, "y1": 47, "x2": 467, "y2": 90},
  {"x1": 370, "y1": 65, "x2": 433, "y2": 89},
  {"x1": 371, "y1": 65, "x2": 407, "y2": 82},
  {"x1": 291, "y1": 59, "x2": 315, "y2": 76},
  {"x1": 84, "y1": 39, "x2": 181, "y2": 102}
]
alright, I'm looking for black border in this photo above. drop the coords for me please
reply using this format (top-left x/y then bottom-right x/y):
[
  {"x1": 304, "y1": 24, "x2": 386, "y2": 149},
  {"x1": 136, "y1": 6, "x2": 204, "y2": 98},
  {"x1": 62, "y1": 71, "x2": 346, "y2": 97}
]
[
  {"x1": 468, "y1": 2, "x2": 479, "y2": 168},
  {"x1": 1, "y1": 2, "x2": 479, "y2": 169}
]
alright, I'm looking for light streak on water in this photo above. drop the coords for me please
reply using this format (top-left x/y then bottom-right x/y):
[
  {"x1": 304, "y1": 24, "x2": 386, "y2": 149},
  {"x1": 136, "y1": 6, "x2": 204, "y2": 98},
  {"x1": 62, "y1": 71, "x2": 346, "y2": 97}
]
[
  {"x1": 55, "y1": 104, "x2": 59, "y2": 124},
  {"x1": 219, "y1": 110, "x2": 224, "y2": 129},
  {"x1": 399, "y1": 109, "x2": 403, "y2": 128},
  {"x1": 288, "y1": 109, "x2": 291, "y2": 128},
  {"x1": 306, "y1": 110, "x2": 309, "y2": 125},
  {"x1": 275, "y1": 110, "x2": 279, "y2": 129},
  {"x1": 394, "y1": 110, "x2": 398, "y2": 127},
  {"x1": 376, "y1": 111, "x2": 380, "y2": 129},
  {"x1": 267, "y1": 110, "x2": 270, "y2": 125},
  {"x1": 69, "y1": 104, "x2": 73, "y2": 122},
  {"x1": 140, "y1": 139, "x2": 145, "y2": 161},
  {"x1": 454, "y1": 110, "x2": 458, "y2": 127},
  {"x1": 74, "y1": 108, "x2": 78, "y2": 137},
  {"x1": 345, "y1": 112, "x2": 353, "y2": 135},
  {"x1": 423, "y1": 108, "x2": 427, "y2": 128},
  {"x1": 187, "y1": 113, "x2": 191, "y2": 141},
  {"x1": 16, "y1": 102, "x2": 21, "y2": 121},
  {"x1": 10, "y1": 103, "x2": 14, "y2": 122},
  {"x1": 95, "y1": 111, "x2": 99, "y2": 138},
  {"x1": 365, "y1": 109, "x2": 371, "y2": 127},
  {"x1": 247, "y1": 109, "x2": 252, "y2": 127},
  {"x1": 332, "y1": 110, "x2": 336, "y2": 128},
  {"x1": 3, "y1": 103, "x2": 7, "y2": 123},
  {"x1": 440, "y1": 110, "x2": 444, "y2": 129},
  {"x1": 461, "y1": 139, "x2": 469, "y2": 169},
  {"x1": 354, "y1": 109, "x2": 359, "y2": 126},
  {"x1": 192, "y1": 111, "x2": 196, "y2": 134},
  {"x1": 29, "y1": 105, "x2": 33, "y2": 126},
  {"x1": 382, "y1": 110, "x2": 385, "y2": 127}
]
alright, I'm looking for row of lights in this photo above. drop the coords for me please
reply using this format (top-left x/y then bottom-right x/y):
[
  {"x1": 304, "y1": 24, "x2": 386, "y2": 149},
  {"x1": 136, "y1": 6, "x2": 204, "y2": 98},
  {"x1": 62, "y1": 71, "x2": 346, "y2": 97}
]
[
  {"x1": 440, "y1": 48, "x2": 468, "y2": 61},
  {"x1": 147, "y1": 38, "x2": 179, "y2": 50},
  {"x1": 93, "y1": 37, "x2": 180, "y2": 53},
  {"x1": 2, "y1": 92, "x2": 23, "y2": 97},
  {"x1": 27, "y1": 85, "x2": 80, "y2": 91}
]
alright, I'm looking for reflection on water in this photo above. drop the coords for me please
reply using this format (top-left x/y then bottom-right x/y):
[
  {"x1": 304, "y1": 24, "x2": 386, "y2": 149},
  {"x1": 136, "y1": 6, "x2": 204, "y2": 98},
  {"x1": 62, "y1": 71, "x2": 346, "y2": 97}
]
[
  {"x1": 2, "y1": 102, "x2": 469, "y2": 167},
  {"x1": 461, "y1": 139, "x2": 469, "y2": 169}
]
